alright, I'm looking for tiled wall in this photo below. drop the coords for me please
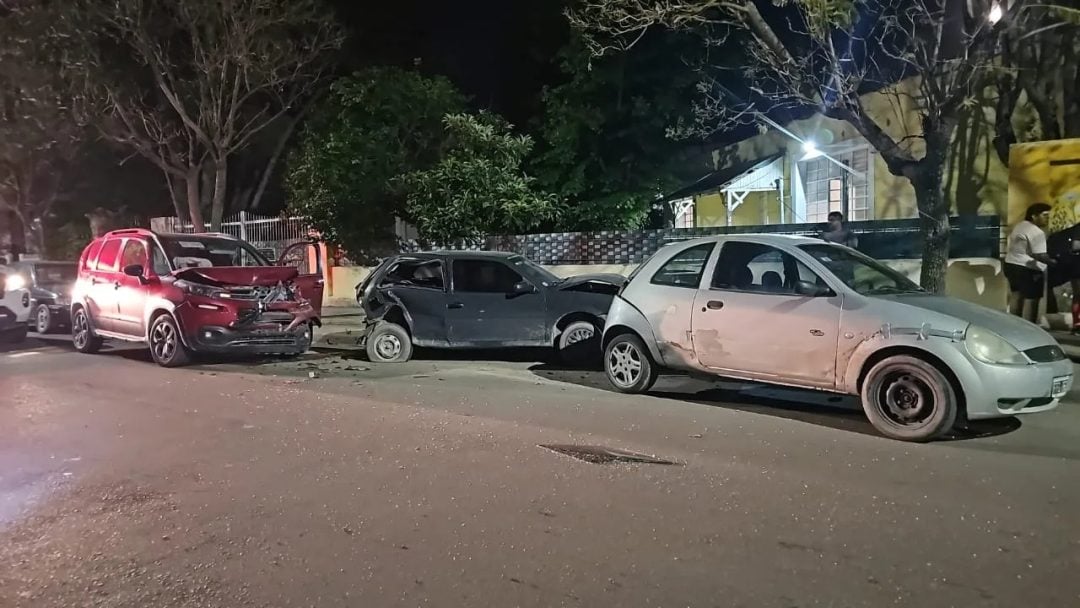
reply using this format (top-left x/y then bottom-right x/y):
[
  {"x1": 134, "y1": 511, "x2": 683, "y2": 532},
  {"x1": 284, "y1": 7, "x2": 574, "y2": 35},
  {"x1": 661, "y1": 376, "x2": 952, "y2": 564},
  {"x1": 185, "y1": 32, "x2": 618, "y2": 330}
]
[{"x1": 401, "y1": 216, "x2": 1000, "y2": 266}]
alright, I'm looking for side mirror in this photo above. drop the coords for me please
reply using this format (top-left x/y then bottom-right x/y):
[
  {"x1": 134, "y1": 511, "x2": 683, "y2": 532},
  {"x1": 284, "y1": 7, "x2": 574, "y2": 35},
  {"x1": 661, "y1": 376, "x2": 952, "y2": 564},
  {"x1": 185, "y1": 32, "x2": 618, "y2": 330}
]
[
  {"x1": 123, "y1": 264, "x2": 148, "y2": 284},
  {"x1": 510, "y1": 281, "x2": 537, "y2": 296},
  {"x1": 795, "y1": 280, "x2": 831, "y2": 297}
]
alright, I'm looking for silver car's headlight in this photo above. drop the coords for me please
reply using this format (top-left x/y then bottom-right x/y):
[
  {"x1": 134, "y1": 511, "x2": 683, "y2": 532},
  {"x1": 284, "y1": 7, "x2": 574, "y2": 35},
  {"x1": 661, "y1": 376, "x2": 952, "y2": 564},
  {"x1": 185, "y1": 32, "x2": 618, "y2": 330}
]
[
  {"x1": 965, "y1": 325, "x2": 1028, "y2": 365},
  {"x1": 4, "y1": 273, "x2": 26, "y2": 291}
]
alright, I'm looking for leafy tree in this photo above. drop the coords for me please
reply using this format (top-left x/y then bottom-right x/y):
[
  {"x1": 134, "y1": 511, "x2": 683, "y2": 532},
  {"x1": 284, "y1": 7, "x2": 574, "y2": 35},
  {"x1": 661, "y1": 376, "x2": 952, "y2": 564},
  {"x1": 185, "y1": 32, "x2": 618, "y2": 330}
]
[
  {"x1": 56, "y1": 0, "x2": 344, "y2": 231},
  {"x1": 286, "y1": 68, "x2": 467, "y2": 260},
  {"x1": 570, "y1": 0, "x2": 1003, "y2": 293},
  {"x1": 0, "y1": 0, "x2": 83, "y2": 258},
  {"x1": 994, "y1": 3, "x2": 1080, "y2": 165},
  {"x1": 533, "y1": 33, "x2": 710, "y2": 231},
  {"x1": 399, "y1": 113, "x2": 562, "y2": 242}
]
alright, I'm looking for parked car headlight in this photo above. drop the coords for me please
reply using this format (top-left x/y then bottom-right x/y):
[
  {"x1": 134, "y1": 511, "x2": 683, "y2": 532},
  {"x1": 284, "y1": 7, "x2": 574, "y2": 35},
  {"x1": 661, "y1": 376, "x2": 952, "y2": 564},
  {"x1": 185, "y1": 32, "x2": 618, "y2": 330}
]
[
  {"x1": 176, "y1": 280, "x2": 223, "y2": 298},
  {"x1": 4, "y1": 273, "x2": 26, "y2": 291},
  {"x1": 965, "y1": 325, "x2": 1028, "y2": 365}
]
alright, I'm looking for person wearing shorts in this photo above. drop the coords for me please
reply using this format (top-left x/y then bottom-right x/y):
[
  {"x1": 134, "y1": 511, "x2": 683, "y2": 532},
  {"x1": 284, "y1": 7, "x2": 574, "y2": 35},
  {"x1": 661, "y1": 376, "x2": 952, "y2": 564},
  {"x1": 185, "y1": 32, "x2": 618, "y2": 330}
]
[{"x1": 1004, "y1": 203, "x2": 1054, "y2": 323}]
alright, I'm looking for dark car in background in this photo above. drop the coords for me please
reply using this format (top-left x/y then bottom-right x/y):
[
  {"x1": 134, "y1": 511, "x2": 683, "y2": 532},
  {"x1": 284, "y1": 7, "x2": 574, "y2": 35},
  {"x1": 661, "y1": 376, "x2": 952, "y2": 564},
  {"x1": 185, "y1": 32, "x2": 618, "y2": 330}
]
[
  {"x1": 356, "y1": 251, "x2": 625, "y2": 364},
  {"x1": 10, "y1": 260, "x2": 77, "y2": 334}
]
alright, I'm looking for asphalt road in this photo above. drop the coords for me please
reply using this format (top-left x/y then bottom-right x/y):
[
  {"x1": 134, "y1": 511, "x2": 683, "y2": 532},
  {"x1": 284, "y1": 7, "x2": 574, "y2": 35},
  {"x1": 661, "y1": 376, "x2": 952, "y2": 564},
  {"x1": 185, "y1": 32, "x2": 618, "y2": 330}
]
[{"x1": 2, "y1": 335, "x2": 1079, "y2": 607}]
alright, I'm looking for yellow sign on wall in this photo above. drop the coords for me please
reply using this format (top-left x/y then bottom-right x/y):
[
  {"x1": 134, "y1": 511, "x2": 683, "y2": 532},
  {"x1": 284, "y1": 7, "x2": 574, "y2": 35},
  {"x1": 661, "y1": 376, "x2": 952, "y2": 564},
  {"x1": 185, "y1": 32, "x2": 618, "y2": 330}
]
[{"x1": 1008, "y1": 138, "x2": 1080, "y2": 233}]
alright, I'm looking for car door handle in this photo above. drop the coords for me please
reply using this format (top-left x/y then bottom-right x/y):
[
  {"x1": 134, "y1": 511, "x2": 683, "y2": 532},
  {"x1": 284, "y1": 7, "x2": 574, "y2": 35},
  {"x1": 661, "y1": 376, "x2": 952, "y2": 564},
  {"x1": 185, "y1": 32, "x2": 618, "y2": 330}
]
[
  {"x1": 810, "y1": 329, "x2": 825, "y2": 336},
  {"x1": 447, "y1": 302, "x2": 464, "y2": 309},
  {"x1": 705, "y1": 300, "x2": 724, "y2": 310},
  {"x1": 113, "y1": 281, "x2": 121, "y2": 289}
]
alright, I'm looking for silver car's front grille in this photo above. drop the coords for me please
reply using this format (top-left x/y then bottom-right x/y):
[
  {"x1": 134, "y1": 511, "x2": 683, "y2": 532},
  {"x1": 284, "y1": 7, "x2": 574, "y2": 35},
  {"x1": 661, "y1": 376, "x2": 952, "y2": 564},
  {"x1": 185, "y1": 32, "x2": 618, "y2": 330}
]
[{"x1": 1024, "y1": 345, "x2": 1067, "y2": 363}]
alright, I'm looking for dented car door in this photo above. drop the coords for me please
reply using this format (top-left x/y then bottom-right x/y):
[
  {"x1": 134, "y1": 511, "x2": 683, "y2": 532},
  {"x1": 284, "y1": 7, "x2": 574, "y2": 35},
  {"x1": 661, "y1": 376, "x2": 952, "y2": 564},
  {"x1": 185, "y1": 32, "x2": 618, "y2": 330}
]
[
  {"x1": 373, "y1": 257, "x2": 449, "y2": 346},
  {"x1": 691, "y1": 241, "x2": 842, "y2": 389},
  {"x1": 447, "y1": 258, "x2": 547, "y2": 346}
]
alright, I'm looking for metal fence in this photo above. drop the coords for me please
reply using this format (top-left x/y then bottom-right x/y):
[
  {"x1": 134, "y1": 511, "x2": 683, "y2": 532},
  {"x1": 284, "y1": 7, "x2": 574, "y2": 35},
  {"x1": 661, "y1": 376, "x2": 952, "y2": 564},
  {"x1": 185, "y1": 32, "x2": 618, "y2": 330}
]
[{"x1": 150, "y1": 212, "x2": 311, "y2": 260}]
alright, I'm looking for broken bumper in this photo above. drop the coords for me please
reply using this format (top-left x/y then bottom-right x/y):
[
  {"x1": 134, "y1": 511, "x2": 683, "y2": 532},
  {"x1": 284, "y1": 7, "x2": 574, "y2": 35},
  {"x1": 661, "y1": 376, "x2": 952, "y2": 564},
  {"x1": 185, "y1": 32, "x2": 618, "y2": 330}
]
[{"x1": 175, "y1": 299, "x2": 316, "y2": 355}]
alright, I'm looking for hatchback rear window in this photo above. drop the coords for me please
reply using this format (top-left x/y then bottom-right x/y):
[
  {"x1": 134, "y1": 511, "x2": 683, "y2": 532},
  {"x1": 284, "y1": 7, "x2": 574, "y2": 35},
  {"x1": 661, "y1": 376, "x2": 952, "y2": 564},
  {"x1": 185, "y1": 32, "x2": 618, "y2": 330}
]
[
  {"x1": 650, "y1": 243, "x2": 715, "y2": 288},
  {"x1": 82, "y1": 239, "x2": 104, "y2": 270}
]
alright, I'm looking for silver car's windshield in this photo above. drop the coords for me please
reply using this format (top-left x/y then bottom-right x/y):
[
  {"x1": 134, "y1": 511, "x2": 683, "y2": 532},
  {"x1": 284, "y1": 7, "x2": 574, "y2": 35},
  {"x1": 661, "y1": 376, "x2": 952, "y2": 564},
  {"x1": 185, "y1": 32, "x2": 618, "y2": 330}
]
[{"x1": 798, "y1": 243, "x2": 924, "y2": 295}]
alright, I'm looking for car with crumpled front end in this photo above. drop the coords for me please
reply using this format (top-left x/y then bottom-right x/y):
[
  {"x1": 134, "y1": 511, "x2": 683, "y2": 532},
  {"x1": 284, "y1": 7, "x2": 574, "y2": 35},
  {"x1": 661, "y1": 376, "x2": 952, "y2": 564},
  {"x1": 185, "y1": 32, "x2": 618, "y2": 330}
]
[
  {"x1": 357, "y1": 251, "x2": 624, "y2": 364},
  {"x1": 8, "y1": 260, "x2": 77, "y2": 333},
  {"x1": 603, "y1": 234, "x2": 1073, "y2": 442},
  {"x1": 71, "y1": 229, "x2": 323, "y2": 367}
]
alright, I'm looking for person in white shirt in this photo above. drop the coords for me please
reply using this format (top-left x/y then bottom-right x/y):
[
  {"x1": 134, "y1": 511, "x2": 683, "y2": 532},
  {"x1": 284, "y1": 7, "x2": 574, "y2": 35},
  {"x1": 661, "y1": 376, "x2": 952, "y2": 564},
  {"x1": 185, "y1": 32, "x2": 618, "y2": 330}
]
[{"x1": 1004, "y1": 203, "x2": 1055, "y2": 322}]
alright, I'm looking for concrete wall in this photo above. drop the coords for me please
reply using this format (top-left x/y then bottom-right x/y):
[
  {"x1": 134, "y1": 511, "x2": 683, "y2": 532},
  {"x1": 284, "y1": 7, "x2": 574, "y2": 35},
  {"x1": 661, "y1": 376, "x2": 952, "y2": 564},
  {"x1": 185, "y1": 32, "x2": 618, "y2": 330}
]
[{"x1": 325, "y1": 258, "x2": 1010, "y2": 312}]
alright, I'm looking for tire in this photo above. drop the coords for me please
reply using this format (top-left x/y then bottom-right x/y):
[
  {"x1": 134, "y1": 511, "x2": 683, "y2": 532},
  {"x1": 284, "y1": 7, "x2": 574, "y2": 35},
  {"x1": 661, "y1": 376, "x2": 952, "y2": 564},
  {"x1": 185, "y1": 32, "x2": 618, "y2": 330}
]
[
  {"x1": 365, "y1": 322, "x2": 413, "y2": 363},
  {"x1": 556, "y1": 319, "x2": 600, "y2": 367},
  {"x1": 860, "y1": 355, "x2": 958, "y2": 442},
  {"x1": 148, "y1": 314, "x2": 191, "y2": 368},
  {"x1": 3, "y1": 325, "x2": 28, "y2": 343},
  {"x1": 71, "y1": 307, "x2": 103, "y2": 354},
  {"x1": 604, "y1": 332, "x2": 659, "y2": 394},
  {"x1": 35, "y1": 304, "x2": 55, "y2": 334}
]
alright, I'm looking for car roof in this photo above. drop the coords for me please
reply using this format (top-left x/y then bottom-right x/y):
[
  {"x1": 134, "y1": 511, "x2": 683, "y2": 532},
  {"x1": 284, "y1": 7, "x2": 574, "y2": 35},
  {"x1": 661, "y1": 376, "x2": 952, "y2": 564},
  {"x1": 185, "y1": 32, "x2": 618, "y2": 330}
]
[
  {"x1": 667, "y1": 233, "x2": 823, "y2": 248},
  {"x1": 398, "y1": 250, "x2": 520, "y2": 260}
]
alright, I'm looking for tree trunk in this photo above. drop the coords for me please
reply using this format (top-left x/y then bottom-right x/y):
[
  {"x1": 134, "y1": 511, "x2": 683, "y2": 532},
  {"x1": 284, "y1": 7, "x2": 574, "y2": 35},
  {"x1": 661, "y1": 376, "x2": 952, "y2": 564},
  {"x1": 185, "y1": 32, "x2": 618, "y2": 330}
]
[
  {"x1": 186, "y1": 170, "x2": 206, "y2": 233},
  {"x1": 912, "y1": 164, "x2": 951, "y2": 294},
  {"x1": 210, "y1": 158, "x2": 227, "y2": 231}
]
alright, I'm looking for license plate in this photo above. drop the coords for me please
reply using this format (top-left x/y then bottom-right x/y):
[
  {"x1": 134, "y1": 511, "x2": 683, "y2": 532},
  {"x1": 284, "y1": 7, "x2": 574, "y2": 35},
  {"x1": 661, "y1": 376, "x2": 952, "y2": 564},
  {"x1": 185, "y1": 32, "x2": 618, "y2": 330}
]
[{"x1": 1052, "y1": 376, "x2": 1071, "y2": 398}]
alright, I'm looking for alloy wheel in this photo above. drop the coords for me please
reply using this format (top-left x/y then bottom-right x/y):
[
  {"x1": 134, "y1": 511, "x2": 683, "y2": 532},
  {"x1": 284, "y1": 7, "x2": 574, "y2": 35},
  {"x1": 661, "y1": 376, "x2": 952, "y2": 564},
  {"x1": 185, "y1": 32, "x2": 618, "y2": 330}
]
[
  {"x1": 608, "y1": 342, "x2": 643, "y2": 388},
  {"x1": 151, "y1": 320, "x2": 178, "y2": 363},
  {"x1": 563, "y1": 325, "x2": 594, "y2": 346},
  {"x1": 73, "y1": 311, "x2": 89, "y2": 349}
]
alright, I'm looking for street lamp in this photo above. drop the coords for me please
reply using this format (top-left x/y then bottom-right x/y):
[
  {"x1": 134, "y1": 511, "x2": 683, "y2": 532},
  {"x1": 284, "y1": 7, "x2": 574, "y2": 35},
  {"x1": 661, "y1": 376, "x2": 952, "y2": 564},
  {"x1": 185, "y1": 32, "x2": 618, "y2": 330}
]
[
  {"x1": 801, "y1": 140, "x2": 822, "y2": 161},
  {"x1": 989, "y1": 3, "x2": 1003, "y2": 24}
]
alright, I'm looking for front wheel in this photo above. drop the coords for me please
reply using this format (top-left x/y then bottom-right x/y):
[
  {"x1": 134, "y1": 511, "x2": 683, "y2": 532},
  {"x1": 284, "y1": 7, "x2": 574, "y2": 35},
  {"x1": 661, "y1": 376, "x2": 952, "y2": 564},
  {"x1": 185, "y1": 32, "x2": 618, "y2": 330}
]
[
  {"x1": 71, "y1": 308, "x2": 103, "y2": 354},
  {"x1": 148, "y1": 314, "x2": 191, "y2": 368},
  {"x1": 604, "y1": 333, "x2": 658, "y2": 394},
  {"x1": 35, "y1": 304, "x2": 55, "y2": 334},
  {"x1": 2, "y1": 325, "x2": 28, "y2": 343},
  {"x1": 860, "y1": 355, "x2": 958, "y2": 442},
  {"x1": 365, "y1": 322, "x2": 413, "y2": 363},
  {"x1": 557, "y1": 320, "x2": 600, "y2": 368}
]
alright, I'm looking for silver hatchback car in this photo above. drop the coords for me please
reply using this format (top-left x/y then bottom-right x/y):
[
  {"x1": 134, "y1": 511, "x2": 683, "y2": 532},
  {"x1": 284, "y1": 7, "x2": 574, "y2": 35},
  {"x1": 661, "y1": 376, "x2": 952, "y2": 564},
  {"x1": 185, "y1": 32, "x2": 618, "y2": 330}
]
[{"x1": 603, "y1": 234, "x2": 1073, "y2": 441}]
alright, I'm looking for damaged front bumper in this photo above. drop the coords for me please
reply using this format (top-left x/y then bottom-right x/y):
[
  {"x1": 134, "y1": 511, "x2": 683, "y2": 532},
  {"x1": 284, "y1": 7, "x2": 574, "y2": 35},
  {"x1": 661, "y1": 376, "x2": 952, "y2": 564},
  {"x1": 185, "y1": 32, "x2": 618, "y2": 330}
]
[{"x1": 175, "y1": 296, "x2": 319, "y2": 356}]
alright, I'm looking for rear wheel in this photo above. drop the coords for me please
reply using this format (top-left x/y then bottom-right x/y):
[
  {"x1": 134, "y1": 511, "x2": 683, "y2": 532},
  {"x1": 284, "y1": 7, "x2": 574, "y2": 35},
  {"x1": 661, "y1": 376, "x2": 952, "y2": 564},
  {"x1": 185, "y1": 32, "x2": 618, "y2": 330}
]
[
  {"x1": 604, "y1": 333, "x2": 658, "y2": 394},
  {"x1": 148, "y1": 314, "x2": 191, "y2": 368},
  {"x1": 365, "y1": 322, "x2": 413, "y2": 363},
  {"x1": 71, "y1": 308, "x2": 103, "y2": 354},
  {"x1": 861, "y1": 355, "x2": 958, "y2": 442}
]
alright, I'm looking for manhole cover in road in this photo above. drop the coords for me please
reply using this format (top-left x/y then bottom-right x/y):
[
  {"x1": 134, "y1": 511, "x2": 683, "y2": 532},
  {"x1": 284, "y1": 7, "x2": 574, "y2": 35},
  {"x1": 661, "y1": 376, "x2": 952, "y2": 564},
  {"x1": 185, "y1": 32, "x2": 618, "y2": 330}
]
[{"x1": 538, "y1": 444, "x2": 678, "y2": 465}]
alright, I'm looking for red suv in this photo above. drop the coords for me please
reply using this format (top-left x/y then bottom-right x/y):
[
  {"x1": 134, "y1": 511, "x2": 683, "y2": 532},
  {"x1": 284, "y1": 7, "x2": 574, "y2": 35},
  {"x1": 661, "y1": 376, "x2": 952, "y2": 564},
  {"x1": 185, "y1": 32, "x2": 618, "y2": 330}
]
[{"x1": 71, "y1": 229, "x2": 323, "y2": 367}]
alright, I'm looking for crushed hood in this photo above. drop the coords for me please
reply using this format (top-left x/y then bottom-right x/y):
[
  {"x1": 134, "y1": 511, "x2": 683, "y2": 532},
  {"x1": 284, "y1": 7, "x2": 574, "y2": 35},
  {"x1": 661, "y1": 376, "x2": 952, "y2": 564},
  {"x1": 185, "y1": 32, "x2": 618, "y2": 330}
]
[
  {"x1": 881, "y1": 294, "x2": 1057, "y2": 351},
  {"x1": 556, "y1": 273, "x2": 627, "y2": 290},
  {"x1": 175, "y1": 266, "x2": 299, "y2": 287}
]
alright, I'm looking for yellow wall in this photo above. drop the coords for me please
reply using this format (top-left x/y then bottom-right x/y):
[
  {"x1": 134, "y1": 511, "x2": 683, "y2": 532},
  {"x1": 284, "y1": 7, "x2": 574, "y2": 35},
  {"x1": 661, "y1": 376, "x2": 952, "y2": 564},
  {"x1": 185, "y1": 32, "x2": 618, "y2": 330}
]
[
  {"x1": 699, "y1": 77, "x2": 1016, "y2": 225},
  {"x1": 1008, "y1": 138, "x2": 1080, "y2": 232}
]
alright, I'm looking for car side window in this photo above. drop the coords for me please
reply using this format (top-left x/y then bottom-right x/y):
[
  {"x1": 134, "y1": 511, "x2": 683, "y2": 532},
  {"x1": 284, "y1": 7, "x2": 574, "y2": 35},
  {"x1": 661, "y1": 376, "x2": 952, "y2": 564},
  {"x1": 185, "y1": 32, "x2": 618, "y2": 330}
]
[
  {"x1": 712, "y1": 242, "x2": 826, "y2": 295},
  {"x1": 382, "y1": 259, "x2": 445, "y2": 290},
  {"x1": 151, "y1": 243, "x2": 171, "y2": 276},
  {"x1": 120, "y1": 239, "x2": 148, "y2": 270},
  {"x1": 82, "y1": 240, "x2": 104, "y2": 271},
  {"x1": 94, "y1": 238, "x2": 122, "y2": 272},
  {"x1": 650, "y1": 243, "x2": 715, "y2": 288},
  {"x1": 453, "y1": 260, "x2": 523, "y2": 293}
]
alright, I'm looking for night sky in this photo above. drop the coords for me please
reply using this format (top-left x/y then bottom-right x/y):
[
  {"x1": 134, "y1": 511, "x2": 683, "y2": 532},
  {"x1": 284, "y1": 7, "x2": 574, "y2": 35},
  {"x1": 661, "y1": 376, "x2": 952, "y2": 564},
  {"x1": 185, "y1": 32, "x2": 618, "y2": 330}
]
[{"x1": 330, "y1": 0, "x2": 569, "y2": 125}]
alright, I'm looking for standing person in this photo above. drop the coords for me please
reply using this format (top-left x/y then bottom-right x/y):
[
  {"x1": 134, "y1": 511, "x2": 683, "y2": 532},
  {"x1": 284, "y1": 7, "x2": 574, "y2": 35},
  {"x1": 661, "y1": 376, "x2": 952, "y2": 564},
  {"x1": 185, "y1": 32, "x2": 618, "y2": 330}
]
[
  {"x1": 821, "y1": 211, "x2": 859, "y2": 249},
  {"x1": 1005, "y1": 203, "x2": 1055, "y2": 323}
]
